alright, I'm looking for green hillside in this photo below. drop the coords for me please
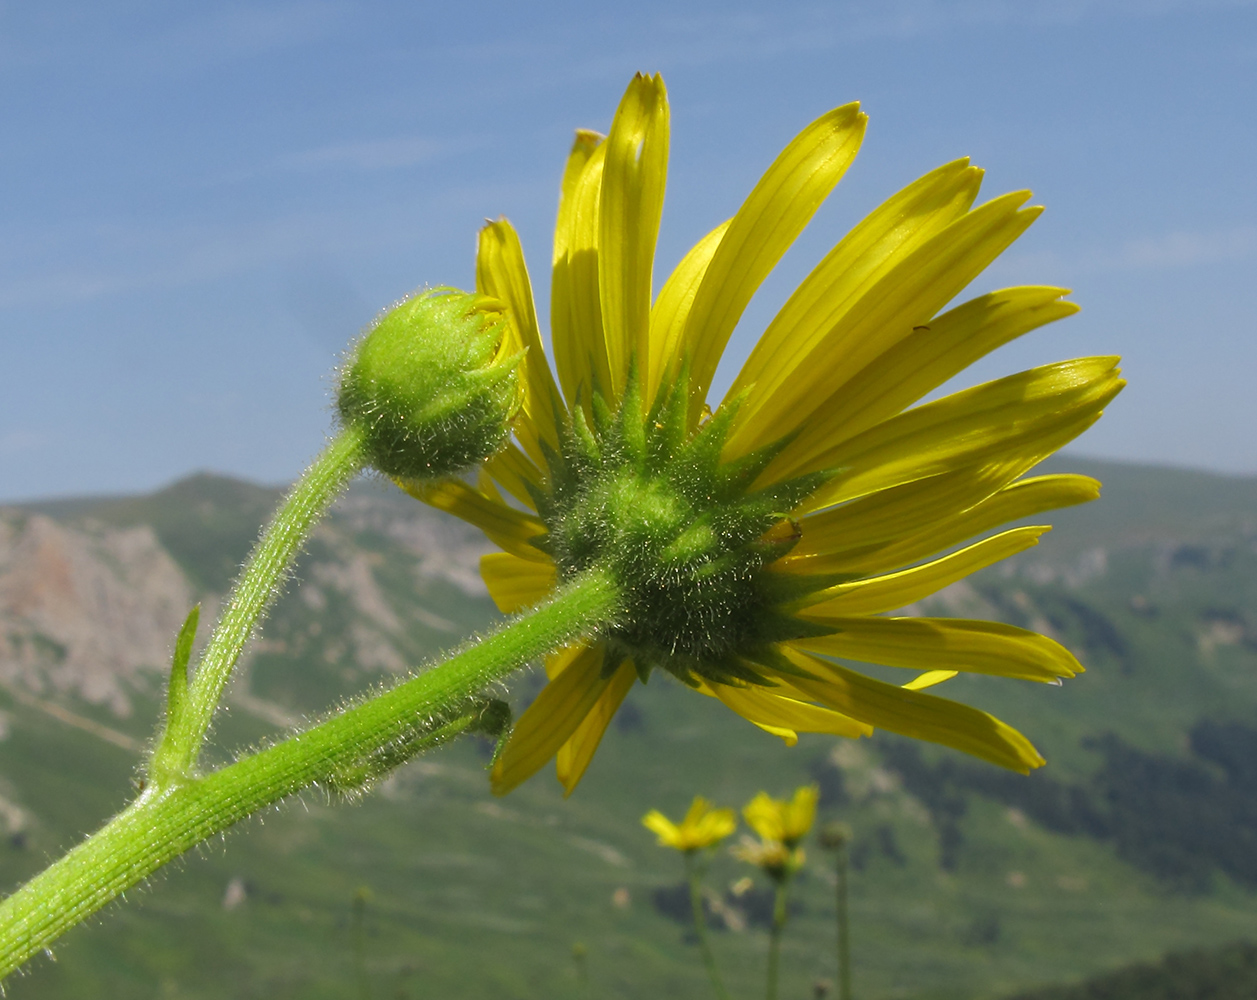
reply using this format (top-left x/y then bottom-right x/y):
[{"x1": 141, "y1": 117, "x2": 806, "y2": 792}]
[{"x1": 1, "y1": 457, "x2": 1255, "y2": 998}]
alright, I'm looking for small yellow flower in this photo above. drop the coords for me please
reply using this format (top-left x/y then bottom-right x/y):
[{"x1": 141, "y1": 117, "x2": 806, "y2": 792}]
[
  {"x1": 744, "y1": 787, "x2": 819, "y2": 848},
  {"x1": 643, "y1": 797, "x2": 738, "y2": 852},
  {"x1": 732, "y1": 835, "x2": 805, "y2": 881},
  {"x1": 402, "y1": 73, "x2": 1123, "y2": 796}
]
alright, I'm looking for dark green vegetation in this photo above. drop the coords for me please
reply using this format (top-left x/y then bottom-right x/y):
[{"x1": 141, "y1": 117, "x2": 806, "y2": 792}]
[
  {"x1": 1008, "y1": 941, "x2": 1257, "y2": 1000},
  {"x1": 0, "y1": 456, "x2": 1255, "y2": 998}
]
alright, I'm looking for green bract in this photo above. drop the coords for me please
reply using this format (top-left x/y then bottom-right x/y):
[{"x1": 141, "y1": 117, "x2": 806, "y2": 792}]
[
  {"x1": 537, "y1": 364, "x2": 836, "y2": 687},
  {"x1": 338, "y1": 288, "x2": 521, "y2": 480}
]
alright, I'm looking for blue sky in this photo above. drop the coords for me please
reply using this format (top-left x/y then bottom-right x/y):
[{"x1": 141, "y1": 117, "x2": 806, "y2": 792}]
[{"x1": 1, "y1": 0, "x2": 1254, "y2": 500}]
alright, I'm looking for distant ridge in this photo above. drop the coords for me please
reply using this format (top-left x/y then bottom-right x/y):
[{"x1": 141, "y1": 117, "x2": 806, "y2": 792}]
[{"x1": 1008, "y1": 939, "x2": 1257, "y2": 1000}]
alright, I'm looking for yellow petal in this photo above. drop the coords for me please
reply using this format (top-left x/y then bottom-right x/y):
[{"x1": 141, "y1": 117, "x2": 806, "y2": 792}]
[
  {"x1": 778, "y1": 646, "x2": 1044, "y2": 772},
  {"x1": 766, "y1": 286, "x2": 1081, "y2": 474},
  {"x1": 401, "y1": 477, "x2": 546, "y2": 561},
  {"x1": 551, "y1": 130, "x2": 607, "y2": 409},
  {"x1": 599, "y1": 73, "x2": 669, "y2": 401},
  {"x1": 792, "y1": 616, "x2": 1082, "y2": 683},
  {"x1": 647, "y1": 219, "x2": 730, "y2": 402},
  {"x1": 477, "y1": 219, "x2": 562, "y2": 455},
  {"x1": 743, "y1": 792, "x2": 786, "y2": 841},
  {"x1": 642, "y1": 809, "x2": 683, "y2": 848},
  {"x1": 787, "y1": 460, "x2": 1025, "y2": 563},
  {"x1": 556, "y1": 659, "x2": 637, "y2": 795},
  {"x1": 544, "y1": 641, "x2": 587, "y2": 680},
  {"x1": 481, "y1": 552, "x2": 557, "y2": 614},
  {"x1": 795, "y1": 525, "x2": 1049, "y2": 616},
  {"x1": 799, "y1": 357, "x2": 1124, "y2": 510},
  {"x1": 731, "y1": 191, "x2": 1042, "y2": 460},
  {"x1": 903, "y1": 669, "x2": 957, "y2": 691},
  {"x1": 689, "y1": 805, "x2": 737, "y2": 847},
  {"x1": 709, "y1": 681, "x2": 872, "y2": 739},
  {"x1": 725, "y1": 159, "x2": 980, "y2": 448},
  {"x1": 817, "y1": 473, "x2": 1102, "y2": 577},
  {"x1": 491, "y1": 644, "x2": 608, "y2": 795},
  {"x1": 680, "y1": 103, "x2": 867, "y2": 405},
  {"x1": 783, "y1": 786, "x2": 818, "y2": 841},
  {"x1": 749, "y1": 721, "x2": 799, "y2": 745},
  {"x1": 484, "y1": 442, "x2": 545, "y2": 511}
]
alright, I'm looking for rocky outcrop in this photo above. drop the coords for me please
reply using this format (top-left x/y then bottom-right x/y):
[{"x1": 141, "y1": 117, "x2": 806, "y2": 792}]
[{"x1": 0, "y1": 511, "x2": 193, "y2": 716}]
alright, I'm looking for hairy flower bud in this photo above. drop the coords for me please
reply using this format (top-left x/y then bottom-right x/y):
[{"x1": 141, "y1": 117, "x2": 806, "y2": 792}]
[{"x1": 337, "y1": 288, "x2": 520, "y2": 480}]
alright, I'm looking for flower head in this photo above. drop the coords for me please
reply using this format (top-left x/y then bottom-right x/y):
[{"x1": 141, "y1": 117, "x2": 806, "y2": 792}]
[
  {"x1": 338, "y1": 288, "x2": 521, "y2": 480},
  {"x1": 733, "y1": 834, "x2": 805, "y2": 882},
  {"x1": 400, "y1": 73, "x2": 1123, "y2": 796},
  {"x1": 643, "y1": 796, "x2": 738, "y2": 852},
  {"x1": 744, "y1": 787, "x2": 818, "y2": 848}
]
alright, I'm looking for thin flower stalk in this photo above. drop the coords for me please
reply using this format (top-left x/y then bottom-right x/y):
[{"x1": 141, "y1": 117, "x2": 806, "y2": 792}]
[
  {"x1": 685, "y1": 850, "x2": 733, "y2": 1000},
  {"x1": 643, "y1": 797, "x2": 736, "y2": 999}
]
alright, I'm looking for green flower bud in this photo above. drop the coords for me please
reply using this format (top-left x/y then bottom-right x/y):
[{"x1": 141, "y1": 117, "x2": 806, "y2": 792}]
[{"x1": 337, "y1": 288, "x2": 521, "y2": 480}]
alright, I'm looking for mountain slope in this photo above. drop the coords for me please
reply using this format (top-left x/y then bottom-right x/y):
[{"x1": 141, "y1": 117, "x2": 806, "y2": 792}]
[{"x1": 0, "y1": 459, "x2": 1254, "y2": 999}]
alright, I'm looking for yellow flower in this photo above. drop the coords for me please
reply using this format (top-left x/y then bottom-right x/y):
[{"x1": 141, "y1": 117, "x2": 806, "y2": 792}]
[
  {"x1": 401, "y1": 73, "x2": 1122, "y2": 797},
  {"x1": 732, "y1": 835, "x2": 805, "y2": 881},
  {"x1": 744, "y1": 787, "x2": 818, "y2": 848},
  {"x1": 643, "y1": 796, "x2": 738, "y2": 852}
]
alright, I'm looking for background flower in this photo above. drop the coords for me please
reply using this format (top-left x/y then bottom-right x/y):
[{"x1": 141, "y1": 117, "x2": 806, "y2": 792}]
[{"x1": 643, "y1": 797, "x2": 738, "y2": 852}]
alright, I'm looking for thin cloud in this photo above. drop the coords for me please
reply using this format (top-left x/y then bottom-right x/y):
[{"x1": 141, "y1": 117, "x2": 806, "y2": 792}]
[
  {"x1": 1102, "y1": 226, "x2": 1257, "y2": 270},
  {"x1": 633, "y1": 0, "x2": 1257, "y2": 69},
  {"x1": 278, "y1": 136, "x2": 475, "y2": 173},
  {"x1": 206, "y1": 134, "x2": 486, "y2": 187},
  {"x1": 0, "y1": 2, "x2": 346, "y2": 75},
  {"x1": 985, "y1": 224, "x2": 1257, "y2": 284}
]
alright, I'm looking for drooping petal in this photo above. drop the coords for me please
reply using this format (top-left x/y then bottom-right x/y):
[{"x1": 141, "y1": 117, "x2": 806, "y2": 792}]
[
  {"x1": 556, "y1": 659, "x2": 637, "y2": 794},
  {"x1": 787, "y1": 460, "x2": 1025, "y2": 561},
  {"x1": 795, "y1": 525, "x2": 1049, "y2": 617},
  {"x1": 764, "y1": 286, "x2": 1081, "y2": 474},
  {"x1": 797, "y1": 357, "x2": 1124, "y2": 510},
  {"x1": 791, "y1": 617, "x2": 1082, "y2": 683},
  {"x1": 708, "y1": 681, "x2": 871, "y2": 740},
  {"x1": 401, "y1": 478, "x2": 546, "y2": 561},
  {"x1": 599, "y1": 73, "x2": 669, "y2": 401},
  {"x1": 477, "y1": 219, "x2": 562, "y2": 456},
  {"x1": 481, "y1": 552, "x2": 557, "y2": 613},
  {"x1": 647, "y1": 219, "x2": 730, "y2": 402},
  {"x1": 814, "y1": 473, "x2": 1102, "y2": 577},
  {"x1": 679, "y1": 103, "x2": 867, "y2": 406},
  {"x1": 778, "y1": 646, "x2": 1045, "y2": 771},
  {"x1": 729, "y1": 191, "x2": 1042, "y2": 459},
  {"x1": 491, "y1": 644, "x2": 608, "y2": 795}
]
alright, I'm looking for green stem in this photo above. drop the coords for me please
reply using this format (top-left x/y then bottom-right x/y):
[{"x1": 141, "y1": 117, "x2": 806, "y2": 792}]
[
  {"x1": 0, "y1": 569, "x2": 619, "y2": 980},
  {"x1": 684, "y1": 851, "x2": 731, "y2": 1000},
  {"x1": 766, "y1": 877, "x2": 789, "y2": 1000},
  {"x1": 152, "y1": 423, "x2": 369, "y2": 782},
  {"x1": 835, "y1": 843, "x2": 851, "y2": 1000}
]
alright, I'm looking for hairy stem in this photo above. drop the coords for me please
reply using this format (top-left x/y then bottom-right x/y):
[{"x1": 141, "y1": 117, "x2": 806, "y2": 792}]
[
  {"x1": 152, "y1": 423, "x2": 369, "y2": 782},
  {"x1": 0, "y1": 568, "x2": 619, "y2": 980},
  {"x1": 684, "y1": 851, "x2": 731, "y2": 1000}
]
